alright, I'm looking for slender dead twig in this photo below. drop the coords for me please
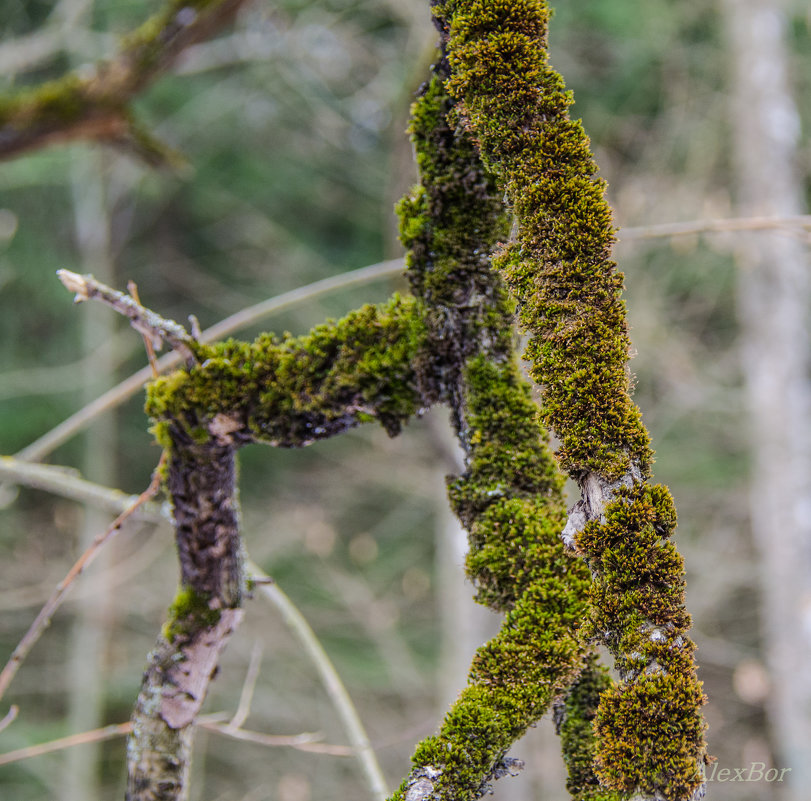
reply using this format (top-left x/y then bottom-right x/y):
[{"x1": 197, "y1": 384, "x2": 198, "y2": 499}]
[
  {"x1": 0, "y1": 455, "x2": 167, "y2": 522},
  {"x1": 248, "y1": 560, "x2": 389, "y2": 801},
  {"x1": 57, "y1": 270, "x2": 198, "y2": 362},
  {"x1": 12, "y1": 258, "x2": 403, "y2": 465},
  {"x1": 0, "y1": 716, "x2": 345, "y2": 769},
  {"x1": 227, "y1": 642, "x2": 263, "y2": 731},
  {"x1": 0, "y1": 722, "x2": 135, "y2": 767},
  {"x1": 0, "y1": 453, "x2": 166, "y2": 704},
  {"x1": 127, "y1": 280, "x2": 160, "y2": 377},
  {"x1": 0, "y1": 705, "x2": 18, "y2": 734},
  {"x1": 620, "y1": 213, "x2": 811, "y2": 240}
]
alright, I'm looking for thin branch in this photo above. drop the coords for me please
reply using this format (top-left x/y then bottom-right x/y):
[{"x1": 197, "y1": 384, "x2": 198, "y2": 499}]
[
  {"x1": 227, "y1": 642, "x2": 263, "y2": 731},
  {"x1": 0, "y1": 722, "x2": 134, "y2": 767},
  {"x1": 13, "y1": 258, "x2": 402, "y2": 464},
  {"x1": 0, "y1": 716, "x2": 350, "y2": 768},
  {"x1": 199, "y1": 721, "x2": 335, "y2": 752},
  {"x1": 0, "y1": 455, "x2": 167, "y2": 523},
  {"x1": 57, "y1": 269, "x2": 198, "y2": 362},
  {"x1": 0, "y1": 705, "x2": 18, "y2": 734},
  {"x1": 620, "y1": 213, "x2": 811, "y2": 240},
  {"x1": 0, "y1": 453, "x2": 166, "y2": 704},
  {"x1": 248, "y1": 560, "x2": 389, "y2": 801}
]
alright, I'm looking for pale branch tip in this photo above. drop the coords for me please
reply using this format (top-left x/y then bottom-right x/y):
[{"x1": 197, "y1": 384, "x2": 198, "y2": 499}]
[{"x1": 56, "y1": 269, "x2": 198, "y2": 364}]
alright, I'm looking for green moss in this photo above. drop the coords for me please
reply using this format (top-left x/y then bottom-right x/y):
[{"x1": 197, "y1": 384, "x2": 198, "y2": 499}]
[
  {"x1": 426, "y1": 1, "x2": 707, "y2": 797},
  {"x1": 145, "y1": 295, "x2": 429, "y2": 447},
  {"x1": 394, "y1": 59, "x2": 596, "y2": 800},
  {"x1": 558, "y1": 656, "x2": 624, "y2": 801},
  {"x1": 161, "y1": 585, "x2": 221, "y2": 643},
  {"x1": 573, "y1": 483, "x2": 706, "y2": 798},
  {"x1": 0, "y1": 74, "x2": 91, "y2": 128},
  {"x1": 432, "y1": 0, "x2": 652, "y2": 480},
  {"x1": 595, "y1": 674, "x2": 706, "y2": 798}
]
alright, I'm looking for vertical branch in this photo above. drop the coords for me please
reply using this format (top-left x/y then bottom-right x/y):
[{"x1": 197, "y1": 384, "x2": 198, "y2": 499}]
[
  {"x1": 127, "y1": 434, "x2": 245, "y2": 801},
  {"x1": 392, "y1": 63, "x2": 596, "y2": 800},
  {"x1": 433, "y1": 0, "x2": 708, "y2": 798}
]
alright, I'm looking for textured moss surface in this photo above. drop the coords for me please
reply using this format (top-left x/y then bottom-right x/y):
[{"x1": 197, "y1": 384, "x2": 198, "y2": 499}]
[
  {"x1": 432, "y1": 1, "x2": 707, "y2": 798},
  {"x1": 557, "y1": 655, "x2": 623, "y2": 801},
  {"x1": 146, "y1": 296, "x2": 429, "y2": 446},
  {"x1": 576, "y1": 485, "x2": 706, "y2": 797},
  {"x1": 393, "y1": 64, "x2": 593, "y2": 800},
  {"x1": 436, "y1": 0, "x2": 651, "y2": 480}
]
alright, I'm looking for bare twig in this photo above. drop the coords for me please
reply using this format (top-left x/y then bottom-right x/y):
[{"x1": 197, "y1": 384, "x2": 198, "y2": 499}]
[
  {"x1": 248, "y1": 560, "x2": 389, "y2": 801},
  {"x1": 620, "y1": 213, "x2": 811, "y2": 240},
  {"x1": 0, "y1": 453, "x2": 166, "y2": 704},
  {"x1": 127, "y1": 280, "x2": 160, "y2": 377},
  {"x1": 0, "y1": 455, "x2": 167, "y2": 523},
  {"x1": 0, "y1": 705, "x2": 18, "y2": 734},
  {"x1": 0, "y1": 722, "x2": 134, "y2": 767},
  {"x1": 0, "y1": 715, "x2": 347, "y2": 768},
  {"x1": 198, "y1": 721, "x2": 333, "y2": 752},
  {"x1": 57, "y1": 270, "x2": 198, "y2": 362},
  {"x1": 227, "y1": 642, "x2": 263, "y2": 731},
  {"x1": 13, "y1": 258, "x2": 403, "y2": 464}
]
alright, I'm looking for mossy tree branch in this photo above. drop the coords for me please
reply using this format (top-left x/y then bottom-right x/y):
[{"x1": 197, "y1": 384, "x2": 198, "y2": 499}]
[
  {"x1": 0, "y1": 0, "x2": 249, "y2": 163},
  {"x1": 433, "y1": 0, "x2": 708, "y2": 798},
  {"x1": 391, "y1": 66, "x2": 611, "y2": 801},
  {"x1": 55, "y1": 275, "x2": 432, "y2": 799}
]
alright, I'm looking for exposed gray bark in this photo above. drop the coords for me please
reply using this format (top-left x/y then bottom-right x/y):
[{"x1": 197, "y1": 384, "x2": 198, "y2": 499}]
[
  {"x1": 126, "y1": 439, "x2": 245, "y2": 801},
  {"x1": 722, "y1": 1, "x2": 811, "y2": 796}
]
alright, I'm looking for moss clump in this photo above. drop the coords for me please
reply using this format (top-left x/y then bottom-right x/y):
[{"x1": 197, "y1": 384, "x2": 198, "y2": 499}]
[
  {"x1": 427, "y1": 1, "x2": 707, "y2": 797},
  {"x1": 0, "y1": 74, "x2": 93, "y2": 128},
  {"x1": 161, "y1": 585, "x2": 221, "y2": 643},
  {"x1": 146, "y1": 296, "x2": 429, "y2": 446},
  {"x1": 433, "y1": 0, "x2": 651, "y2": 480},
  {"x1": 393, "y1": 60, "x2": 595, "y2": 800},
  {"x1": 557, "y1": 656, "x2": 624, "y2": 801},
  {"x1": 595, "y1": 673, "x2": 706, "y2": 799},
  {"x1": 575, "y1": 483, "x2": 706, "y2": 799}
]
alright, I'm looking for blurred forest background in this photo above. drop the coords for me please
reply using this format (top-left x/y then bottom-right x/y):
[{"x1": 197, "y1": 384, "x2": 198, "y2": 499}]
[{"x1": 1, "y1": 0, "x2": 810, "y2": 799}]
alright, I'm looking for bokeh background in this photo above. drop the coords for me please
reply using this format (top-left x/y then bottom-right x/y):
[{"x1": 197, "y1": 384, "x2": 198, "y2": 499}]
[{"x1": 1, "y1": 0, "x2": 810, "y2": 799}]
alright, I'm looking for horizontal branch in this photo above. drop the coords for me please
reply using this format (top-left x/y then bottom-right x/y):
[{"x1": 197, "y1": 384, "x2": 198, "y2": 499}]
[
  {"x1": 12, "y1": 259, "x2": 403, "y2": 465},
  {"x1": 0, "y1": 455, "x2": 167, "y2": 522},
  {"x1": 620, "y1": 213, "x2": 811, "y2": 240}
]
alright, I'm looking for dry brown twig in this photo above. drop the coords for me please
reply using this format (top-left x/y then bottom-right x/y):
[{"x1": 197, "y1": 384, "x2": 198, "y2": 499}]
[
  {"x1": 0, "y1": 452, "x2": 167, "y2": 707},
  {"x1": 127, "y1": 279, "x2": 161, "y2": 377}
]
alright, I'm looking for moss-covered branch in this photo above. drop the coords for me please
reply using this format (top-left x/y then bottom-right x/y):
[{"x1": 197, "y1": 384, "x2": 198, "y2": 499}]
[
  {"x1": 392, "y1": 65, "x2": 602, "y2": 801},
  {"x1": 145, "y1": 295, "x2": 430, "y2": 447},
  {"x1": 0, "y1": 0, "x2": 248, "y2": 162},
  {"x1": 432, "y1": 0, "x2": 708, "y2": 798}
]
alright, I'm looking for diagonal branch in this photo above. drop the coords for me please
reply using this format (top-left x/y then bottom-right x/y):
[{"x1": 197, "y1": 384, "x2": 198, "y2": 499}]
[
  {"x1": 57, "y1": 269, "x2": 199, "y2": 362},
  {"x1": 0, "y1": 0, "x2": 250, "y2": 161}
]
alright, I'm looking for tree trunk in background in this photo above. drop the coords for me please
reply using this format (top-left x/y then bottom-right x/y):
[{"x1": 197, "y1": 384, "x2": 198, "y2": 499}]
[
  {"x1": 63, "y1": 149, "x2": 117, "y2": 801},
  {"x1": 723, "y1": 1, "x2": 811, "y2": 795}
]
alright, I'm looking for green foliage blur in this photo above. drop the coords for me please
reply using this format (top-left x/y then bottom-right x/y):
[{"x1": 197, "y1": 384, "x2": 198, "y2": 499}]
[{"x1": 0, "y1": 1, "x2": 809, "y2": 800}]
